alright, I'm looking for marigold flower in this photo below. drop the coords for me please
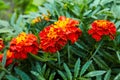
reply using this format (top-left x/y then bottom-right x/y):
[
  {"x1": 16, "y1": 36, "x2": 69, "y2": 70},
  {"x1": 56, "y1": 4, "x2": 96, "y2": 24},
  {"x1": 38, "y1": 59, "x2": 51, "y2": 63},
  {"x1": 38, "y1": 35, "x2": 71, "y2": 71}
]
[
  {"x1": 0, "y1": 39, "x2": 4, "y2": 51},
  {"x1": 0, "y1": 50, "x2": 14, "y2": 66},
  {"x1": 88, "y1": 20, "x2": 116, "y2": 41},
  {"x1": 10, "y1": 32, "x2": 39, "y2": 59},
  {"x1": 39, "y1": 16, "x2": 82, "y2": 53},
  {"x1": 39, "y1": 25, "x2": 67, "y2": 53},
  {"x1": 54, "y1": 16, "x2": 82, "y2": 43}
]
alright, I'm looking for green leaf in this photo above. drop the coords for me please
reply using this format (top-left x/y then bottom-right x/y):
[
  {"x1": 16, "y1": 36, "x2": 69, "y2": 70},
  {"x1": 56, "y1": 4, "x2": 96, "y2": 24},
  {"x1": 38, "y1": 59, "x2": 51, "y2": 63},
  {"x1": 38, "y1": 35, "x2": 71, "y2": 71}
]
[
  {"x1": 114, "y1": 73, "x2": 120, "y2": 80},
  {"x1": 90, "y1": 0, "x2": 100, "y2": 8},
  {"x1": 0, "y1": 20, "x2": 9, "y2": 28},
  {"x1": 2, "y1": 50, "x2": 7, "y2": 67},
  {"x1": 57, "y1": 70, "x2": 67, "y2": 80},
  {"x1": 57, "y1": 51, "x2": 60, "y2": 67},
  {"x1": 45, "y1": 68, "x2": 50, "y2": 79},
  {"x1": 74, "y1": 58, "x2": 81, "y2": 78},
  {"x1": 80, "y1": 60, "x2": 92, "y2": 76},
  {"x1": 75, "y1": 42, "x2": 86, "y2": 51},
  {"x1": 116, "y1": 51, "x2": 120, "y2": 61},
  {"x1": 36, "y1": 62, "x2": 41, "y2": 73},
  {"x1": 63, "y1": 63, "x2": 72, "y2": 80},
  {"x1": 32, "y1": 0, "x2": 46, "y2": 6},
  {"x1": 111, "y1": 5, "x2": 120, "y2": 19},
  {"x1": 85, "y1": 71, "x2": 106, "y2": 77},
  {"x1": 100, "y1": 0, "x2": 113, "y2": 5},
  {"x1": 49, "y1": 72, "x2": 56, "y2": 80},
  {"x1": 6, "y1": 75, "x2": 19, "y2": 80},
  {"x1": 31, "y1": 71, "x2": 45, "y2": 80},
  {"x1": 104, "y1": 70, "x2": 111, "y2": 80},
  {"x1": 96, "y1": 75, "x2": 102, "y2": 80},
  {"x1": 0, "y1": 28, "x2": 13, "y2": 33},
  {"x1": 0, "y1": 71, "x2": 5, "y2": 80},
  {"x1": 93, "y1": 55, "x2": 109, "y2": 70},
  {"x1": 14, "y1": 68, "x2": 31, "y2": 80},
  {"x1": 31, "y1": 71, "x2": 39, "y2": 77},
  {"x1": 41, "y1": 64, "x2": 46, "y2": 75},
  {"x1": 10, "y1": 12, "x2": 16, "y2": 26}
]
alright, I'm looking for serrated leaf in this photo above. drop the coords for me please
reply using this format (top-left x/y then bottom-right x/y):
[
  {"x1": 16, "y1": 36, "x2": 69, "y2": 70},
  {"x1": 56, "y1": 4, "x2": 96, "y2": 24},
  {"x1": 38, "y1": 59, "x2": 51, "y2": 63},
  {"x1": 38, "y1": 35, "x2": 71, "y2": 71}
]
[
  {"x1": 2, "y1": 50, "x2": 7, "y2": 67},
  {"x1": 93, "y1": 56, "x2": 109, "y2": 70},
  {"x1": 41, "y1": 64, "x2": 46, "y2": 76},
  {"x1": 116, "y1": 51, "x2": 120, "y2": 61},
  {"x1": 111, "y1": 5, "x2": 120, "y2": 19},
  {"x1": 114, "y1": 73, "x2": 120, "y2": 80},
  {"x1": 49, "y1": 72, "x2": 56, "y2": 80},
  {"x1": 98, "y1": 50, "x2": 116, "y2": 63},
  {"x1": 0, "y1": 28, "x2": 13, "y2": 33},
  {"x1": 100, "y1": 0, "x2": 113, "y2": 5},
  {"x1": 90, "y1": 0, "x2": 100, "y2": 8},
  {"x1": 45, "y1": 68, "x2": 50, "y2": 79},
  {"x1": 16, "y1": 15, "x2": 23, "y2": 26},
  {"x1": 31, "y1": 71, "x2": 39, "y2": 76},
  {"x1": 75, "y1": 42, "x2": 86, "y2": 51},
  {"x1": 31, "y1": 71, "x2": 45, "y2": 80},
  {"x1": 85, "y1": 71, "x2": 106, "y2": 77},
  {"x1": 0, "y1": 20, "x2": 9, "y2": 28},
  {"x1": 0, "y1": 71, "x2": 5, "y2": 80},
  {"x1": 57, "y1": 70, "x2": 67, "y2": 80},
  {"x1": 36, "y1": 62, "x2": 41, "y2": 73},
  {"x1": 104, "y1": 70, "x2": 111, "y2": 80},
  {"x1": 63, "y1": 63, "x2": 72, "y2": 80},
  {"x1": 6, "y1": 75, "x2": 19, "y2": 80},
  {"x1": 14, "y1": 68, "x2": 31, "y2": 80},
  {"x1": 10, "y1": 12, "x2": 16, "y2": 26},
  {"x1": 74, "y1": 58, "x2": 80, "y2": 78},
  {"x1": 80, "y1": 60, "x2": 92, "y2": 76}
]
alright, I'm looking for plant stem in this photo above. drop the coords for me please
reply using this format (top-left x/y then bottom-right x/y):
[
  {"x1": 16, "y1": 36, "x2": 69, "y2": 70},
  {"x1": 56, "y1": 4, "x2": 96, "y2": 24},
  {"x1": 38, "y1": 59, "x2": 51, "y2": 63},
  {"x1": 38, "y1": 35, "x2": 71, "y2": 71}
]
[
  {"x1": 68, "y1": 43, "x2": 70, "y2": 63},
  {"x1": 57, "y1": 51, "x2": 60, "y2": 67},
  {"x1": 89, "y1": 40, "x2": 103, "y2": 60}
]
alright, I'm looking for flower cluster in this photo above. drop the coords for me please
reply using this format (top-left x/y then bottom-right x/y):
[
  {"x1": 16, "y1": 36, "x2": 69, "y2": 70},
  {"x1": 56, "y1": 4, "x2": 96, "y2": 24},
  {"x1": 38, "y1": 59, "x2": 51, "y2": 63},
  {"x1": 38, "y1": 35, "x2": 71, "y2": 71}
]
[
  {"x1": 10, "y1": 32, "x2": 39, "y2": 59},
  {"x1": 88, "y1": 20, "x2": 116, "y2": 41},
  {"x1": 39, "y1": 16, "x2": 82, "y2": 53},
  {"x1": 0, "y1": 50, "x2": 14, "y2": 66}
]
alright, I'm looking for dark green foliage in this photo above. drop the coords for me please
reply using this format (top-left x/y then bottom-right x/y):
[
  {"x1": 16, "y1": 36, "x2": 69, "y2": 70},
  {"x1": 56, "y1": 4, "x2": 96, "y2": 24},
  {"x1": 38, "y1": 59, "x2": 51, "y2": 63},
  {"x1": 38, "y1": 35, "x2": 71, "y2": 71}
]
[{"x1": 0, "y1": 0, "x2": 120, "y2": 80}]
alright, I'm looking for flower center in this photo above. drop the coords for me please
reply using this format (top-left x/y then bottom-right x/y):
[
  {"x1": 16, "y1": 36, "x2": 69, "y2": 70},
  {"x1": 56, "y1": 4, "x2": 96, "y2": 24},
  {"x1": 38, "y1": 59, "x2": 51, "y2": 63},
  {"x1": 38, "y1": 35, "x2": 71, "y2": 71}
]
[
  {"x1": 95, "y1": 20, "x2": 108, "y2": 28},
  {"x1": 47, "y1": 27, "x2": 58, "y2": 39},
  {"x1": 16, "y1": 32, "x2": 27, "y2": 44},
  {"x1": 54, "y1": 18, "x2": 69, "y2": 30}
]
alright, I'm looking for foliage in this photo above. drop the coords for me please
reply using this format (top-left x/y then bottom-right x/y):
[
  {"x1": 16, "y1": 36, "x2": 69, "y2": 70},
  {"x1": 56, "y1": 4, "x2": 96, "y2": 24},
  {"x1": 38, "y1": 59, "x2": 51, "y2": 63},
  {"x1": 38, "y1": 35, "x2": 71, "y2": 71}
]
[{"x1": 0, "y1": 0, "x2": 120, "y2": 80}]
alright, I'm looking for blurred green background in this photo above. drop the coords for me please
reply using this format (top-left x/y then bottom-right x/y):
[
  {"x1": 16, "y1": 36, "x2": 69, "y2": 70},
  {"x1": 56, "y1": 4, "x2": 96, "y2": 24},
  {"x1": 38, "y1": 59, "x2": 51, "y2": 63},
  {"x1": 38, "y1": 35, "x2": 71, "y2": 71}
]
[{"x1": 0, "y1": 0, "x2": 46, "y2": 20}]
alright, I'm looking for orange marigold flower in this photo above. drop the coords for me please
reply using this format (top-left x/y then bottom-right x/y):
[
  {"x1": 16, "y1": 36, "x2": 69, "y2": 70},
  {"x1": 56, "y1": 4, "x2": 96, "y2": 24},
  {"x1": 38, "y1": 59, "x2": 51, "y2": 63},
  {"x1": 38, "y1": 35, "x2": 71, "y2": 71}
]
[
  {"x1": 39, "y1": 25, "x2": 67, "y2": 53},
  {"x1": 0, "y1": 39, "x2": 4, "y2": 51},
  {"x1": 88, "y1": 20, "x2": 116, "y2": 41},
  {"x1": 0, "y1": 50, "x2": 14, "y2": 66},
  {"x1": 39, "y1": 16, "x2": 82, "y2": 53},
  {"x1": 54, "y1": 16, "x2": 82, "y2": 43},
  {"x1": 10, "y1": 32, "x2": 39, "y2": 59}
]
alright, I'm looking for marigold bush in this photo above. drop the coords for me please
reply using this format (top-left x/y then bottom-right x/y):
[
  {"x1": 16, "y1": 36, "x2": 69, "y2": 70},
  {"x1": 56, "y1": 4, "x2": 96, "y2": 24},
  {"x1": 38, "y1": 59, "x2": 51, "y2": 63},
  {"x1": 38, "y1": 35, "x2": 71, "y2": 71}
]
[{"x1": 0, "y1": 0, "x2": 120, "y2": 80}]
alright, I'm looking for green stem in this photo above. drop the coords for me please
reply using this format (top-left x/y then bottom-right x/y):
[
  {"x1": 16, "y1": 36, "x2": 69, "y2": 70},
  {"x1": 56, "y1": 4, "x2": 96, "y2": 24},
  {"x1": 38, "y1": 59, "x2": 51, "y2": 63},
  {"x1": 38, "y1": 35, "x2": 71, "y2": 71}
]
[
  {"x1": 68, "y1": 43, "x2": 70, "y2": 63},
  {"x1": 57, "y1": 51, "x2": 60, "y2": 67},
  {"x1": 29, "y1": 53, "x2": 47, "y2": 62},
  {"x1": 89, "y1": 40, "x2": 103, "y2": 60},
  {"x1": 0, "y1": 67, "x2": 10, "y2": 74}
]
